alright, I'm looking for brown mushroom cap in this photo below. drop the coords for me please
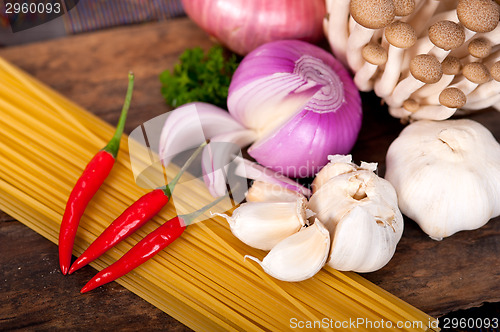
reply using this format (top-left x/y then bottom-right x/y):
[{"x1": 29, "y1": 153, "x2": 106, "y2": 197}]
[
  {"x1": 457, "y1": 0, "x2": 500, "y2": 33},
  {"x1": 468, "y1": 38, "x2": 492, "y2": 58},
  {"x1": 402, "y1": 98, "x2": 420, "y2": 112},
  {"x1": 385, "y1": 21, "x2": 417, "y2": 48},
  {"x1": 410, "y1": 54, "x2": 443, "y2": 83},
  {"x1": 393, "y1": 0, "x2": 415, "y2": 16},
  {"x1": 462, "y1": 62, "x2": 491, "y2": 83},
  {"x1": 442, "y1": 56, "x2": 463, "y2": 75},
  {"x1": 490, "y1": 61, "x2": 500, "y2": 81},
  {"x1": 362, "y1": 42, "x2": 389, "y2": 65},
  {"x1": 439, "y1": 87, "x2": 467, "y2": 108},
  {"x1": 350, "y1": 0, "x2": 396, "y2": 29},
  {"x1": 428, "y1": 21, "x2": 466, "y2": 50}
]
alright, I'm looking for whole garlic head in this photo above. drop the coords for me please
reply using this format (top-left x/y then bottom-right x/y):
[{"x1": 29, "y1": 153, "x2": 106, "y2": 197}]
[
  {"x1": 385, "y1": 119, "x2": 500, "y2": 240},
  {"x1": 308, "y1": 155, "x2": 404, "y2": 272}
]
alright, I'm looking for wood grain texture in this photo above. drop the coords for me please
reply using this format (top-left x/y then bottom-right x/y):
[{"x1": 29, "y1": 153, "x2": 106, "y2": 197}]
[{"x1": 0, "y1": 17, "x2": 499, "y2": 329}]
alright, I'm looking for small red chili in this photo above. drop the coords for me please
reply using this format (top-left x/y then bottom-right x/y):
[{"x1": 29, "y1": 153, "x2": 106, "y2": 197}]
[
  {"x1": 58, "y1": 73, "x2": 134, "y2": 275},
  {"x1": 80, "y1": 193, "x2": 229, "y2": 293},
  {"x1": 68, "y1": 142, "x2": 207, "y2": 274}
]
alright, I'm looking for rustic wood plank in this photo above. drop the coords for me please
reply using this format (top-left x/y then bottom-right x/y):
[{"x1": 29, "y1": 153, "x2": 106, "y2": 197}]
[
  {"x1": 0, "y1": 17, "x2": 499, "y2": 328},
  {"x1": 0, "y1": 219, "x2": 191, "y2": 331}
]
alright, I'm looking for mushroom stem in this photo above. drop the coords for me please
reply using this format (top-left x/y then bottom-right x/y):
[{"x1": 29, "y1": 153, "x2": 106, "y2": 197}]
[
  {"x1": 389, "y1": 104, "x2": 457, "y2": 121},
  {"x1": 422, "y1": 77, "x2": 475, "y2": 104},
  {"x1": 412, "y1": 55, "x2": 463, "y2": 102},
  {"x1": 324, "y1": 0, "x2": 350, "y2": 66},
  {"x1": 452, "y1": 27, "x2": 500, "y2": 59},
  {"x1": 387, "y1": 54, "x2": 443, "y2": 107},
  {"x1": 347, "y1": 0, "x2": 396, "y2": 71},
  {"x1": 355, "y1": 63, "x2": 379, "y2": 91},
  {"x1": 466, "y1": 80, "x2": 500, "y2": 102},
  {"x1": 407, "y1": 0, "x2": 441, "y2": 36},
  {"x1": 374, "y1": 47, "x2": 406, "y2": 96},
  {"x1": 410, "y1": 104, "x2": 458, "y2": 120},
  {"x1": 374, "y1": 21, "x2": 417, "y2": 97},
  {"x1": 355, "y1": 42, "x2": 388, "y2": 91},
  {"x1": 464, "y1": 92, "x2": 500, "y2": 110},
  {"x1": 386, "y1": 75, "x2": 426, "y2": 106},
  {"x1": 411, "y1": 74, "x2": 455, "y2": 103},
  {"x1": 387, "y1": 105, "x2": 412, "y2": 121},
  {"x1": 346, "y1": 25, "x2": 378, "y2": 71},
  {"x1": 463, "y1": 58, "x2": 500, "y2": 105}
]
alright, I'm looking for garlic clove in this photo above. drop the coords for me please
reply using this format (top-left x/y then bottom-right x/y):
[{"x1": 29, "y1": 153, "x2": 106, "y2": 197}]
[
  {"x1": 312, "y1": 154, "x2": 357, "y2": 192},
  {"x1": 245, "y1": 181, "x2": 305, "y2": 203},
  {"x1": 245, "y1": 220, "x2": 330, "y2": 282},
  {"x1": 327, "y1": 204, "x2": 403, "y2": 273},
  {"x1": 216, "y1": 197, "x2": 308, "y2": 251},
  {"x1": 312, "y1": 154, "x2": 378, "y2": 193}
]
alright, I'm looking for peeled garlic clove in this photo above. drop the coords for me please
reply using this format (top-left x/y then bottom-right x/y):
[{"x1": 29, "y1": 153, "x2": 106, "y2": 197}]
[
  {"x1": 246, "y1": 220, "x2": 330, "y2": 282},
  {"x1": 385, "y1": 119, "x2": 500, "y2": 239},
  {"x1": 328, "y1": 203, "x2": 403, "y2": 272},
  {"x1": 246, "y1": 181, "x2": 305, "y2": 203},
  {"x1": 216, "y1": 197, "x2": 307, "y2": 251}
]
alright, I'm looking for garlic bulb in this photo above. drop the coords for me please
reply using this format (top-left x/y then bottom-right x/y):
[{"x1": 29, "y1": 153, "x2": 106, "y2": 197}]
[
  {"x1": 308, "y1": 155, "x2": 404, "y2": 272},
  {"x1": 216, "y1": 196, "x2": 308, "y2": 251},
  {"x1": 245, "y1": 220, "x2": 330, "y2": 282},
  {"x1": 385, "y1": 119, "x2": 500, "y2": 240}
]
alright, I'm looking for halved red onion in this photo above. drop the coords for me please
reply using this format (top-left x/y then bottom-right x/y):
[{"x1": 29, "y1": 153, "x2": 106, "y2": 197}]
[{"x1": 228, "y1": 40, "x2": 362, "y2": 178}]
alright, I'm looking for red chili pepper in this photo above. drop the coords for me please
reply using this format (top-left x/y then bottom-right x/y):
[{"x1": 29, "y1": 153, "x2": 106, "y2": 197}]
[
  {"x1": 80, "y1": 192, "x2": 229, "y2": 293},
  {"x1": 80, "y1": 216, "x2": 186, "y2": 293},
  {"x1": 68, "y1": 142, "x2": 207, "y2": 274},
  {"x1": 58, "y1": 73, "x2": 134, "y2": 275}
]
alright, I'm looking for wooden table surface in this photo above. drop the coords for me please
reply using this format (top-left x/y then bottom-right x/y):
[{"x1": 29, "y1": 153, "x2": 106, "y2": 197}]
[{"x1": 1, "y1": 17, "x2": 499, "y2": 330}]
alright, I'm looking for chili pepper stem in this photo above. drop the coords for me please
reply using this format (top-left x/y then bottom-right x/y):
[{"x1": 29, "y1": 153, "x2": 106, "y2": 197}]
[
  {"x1": 160, "y1": 140, "x2": 208, "y2": 198},
  {"x1": 68, "y1": 141, "x2": 208, "y2": 275},
  {"x1": 80, "y1": 190, "x2": 235, "y2": 293},
  {"x1": 181, "y1": 190, "x2": 233, "y2": 226},
  {"x1": 103, "y1": 72, "x2": 135, "y2": 158}
]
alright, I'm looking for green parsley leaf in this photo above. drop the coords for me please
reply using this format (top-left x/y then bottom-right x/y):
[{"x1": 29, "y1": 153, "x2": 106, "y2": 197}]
[{"x1": 159, "y1": 45, "x2": 240, "y2": 109}]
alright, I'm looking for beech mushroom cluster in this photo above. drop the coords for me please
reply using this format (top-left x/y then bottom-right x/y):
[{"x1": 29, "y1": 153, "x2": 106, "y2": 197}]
[{"x1": 324, "y1": 0, "x2": 500, "y2": 121}]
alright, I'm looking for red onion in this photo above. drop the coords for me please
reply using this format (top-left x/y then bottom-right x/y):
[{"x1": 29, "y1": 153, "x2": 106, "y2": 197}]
[
  {"x1": 181, "y1": 0, "x2": 326, "y2": 55},
  {"x1": 227, "y1": 40, "x2": 362, "y2": 178}
]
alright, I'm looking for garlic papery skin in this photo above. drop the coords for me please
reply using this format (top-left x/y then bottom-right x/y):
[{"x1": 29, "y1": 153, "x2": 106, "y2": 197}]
[
  {"x1": 216, "y1": 197, "x2": 308, "y2": 251},
  {"x1": 245, "y1": 181, "x2": 305, "y2": 203},
  {"x1": 307, "y1": 156, "x2": 403, "y2": 272},
  {"x1": 385, "y1": 119, "x2": 500, "y2": 240},
  {"x1": 245, "y1": 220, "x2": 330, "y2": 282}
]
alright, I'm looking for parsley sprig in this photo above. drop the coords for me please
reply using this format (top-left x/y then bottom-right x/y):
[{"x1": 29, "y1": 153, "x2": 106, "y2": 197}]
[{"x1": 160, "y1": 45, "x2": 240, "y2": 109}]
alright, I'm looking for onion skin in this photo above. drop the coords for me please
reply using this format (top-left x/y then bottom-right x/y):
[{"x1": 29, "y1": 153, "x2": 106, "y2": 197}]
[
  {"x1": 228, "y1": 40, "x2": 362, "y2": 178},
  {"x1": 181, "y1": 0, "x2": 326, "y2": 55}
]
